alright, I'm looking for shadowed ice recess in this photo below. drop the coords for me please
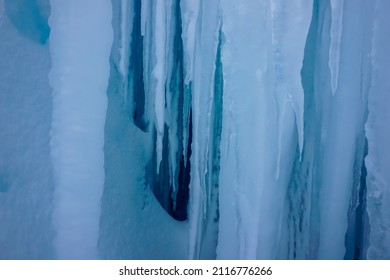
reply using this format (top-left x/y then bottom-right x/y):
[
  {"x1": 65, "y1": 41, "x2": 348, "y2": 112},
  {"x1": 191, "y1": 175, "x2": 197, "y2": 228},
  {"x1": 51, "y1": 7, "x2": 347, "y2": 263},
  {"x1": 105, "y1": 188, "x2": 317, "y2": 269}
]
[{"x1": 0, "y1": 0, "x2": 390, "y2": 260}]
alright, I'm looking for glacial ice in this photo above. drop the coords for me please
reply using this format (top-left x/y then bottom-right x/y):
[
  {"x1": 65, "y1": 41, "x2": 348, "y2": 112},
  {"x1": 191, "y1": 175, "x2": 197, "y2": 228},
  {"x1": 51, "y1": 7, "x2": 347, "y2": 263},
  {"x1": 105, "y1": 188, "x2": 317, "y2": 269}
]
[{"x1": 0, "y1": 0, "x2": 390, "y2": 260}]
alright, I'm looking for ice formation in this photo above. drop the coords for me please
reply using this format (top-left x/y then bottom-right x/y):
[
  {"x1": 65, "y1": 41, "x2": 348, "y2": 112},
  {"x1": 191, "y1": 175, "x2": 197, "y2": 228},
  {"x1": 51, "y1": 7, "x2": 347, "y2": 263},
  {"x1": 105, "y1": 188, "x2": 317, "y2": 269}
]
[{"x1": 0, "y1": 0, "x2": 390, "y2": 260}]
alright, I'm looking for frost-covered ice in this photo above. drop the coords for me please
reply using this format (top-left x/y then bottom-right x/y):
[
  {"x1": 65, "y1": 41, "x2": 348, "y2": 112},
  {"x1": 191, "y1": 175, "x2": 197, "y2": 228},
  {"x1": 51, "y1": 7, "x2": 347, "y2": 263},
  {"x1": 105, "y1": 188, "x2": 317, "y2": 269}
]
[{"x1": 1, "y1": 0, "x2": 390, "y2": 260}]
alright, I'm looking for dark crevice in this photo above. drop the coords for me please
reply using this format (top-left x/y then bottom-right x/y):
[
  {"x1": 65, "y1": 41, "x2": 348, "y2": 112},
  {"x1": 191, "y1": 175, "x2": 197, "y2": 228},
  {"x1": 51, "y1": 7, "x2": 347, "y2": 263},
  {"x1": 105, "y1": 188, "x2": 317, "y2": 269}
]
[
  {"x1": 198, "y1": 26, "x2": 224, "y2": 259},
  {"x1": 173, "y1": 110, "x2": 192, "y2": 221},
  {"x1": 344, "y1": 136, "x2": 369, "y2": 259},
  {"x1": 170, "y1": 0, "x2": 191, "y2": 221},
  {"x1": 152, "y1": 125, "x2": 172, "y2": 212},
  {"x1": 209, "y1": 26, "x2": 224, "y2": 235},
  {"x1": 152, "y1": 111, "x2": 191, "y2": 222},
  {"x1": 130, "y1": 0, "x2": 148, "y2": 131},
  {"x1": 211, "y1": 27, "x2": 224, "y2": 192},
  {"x1": 283, "y1": 144, "x2": 305, "y2": 259},
  {"x1": 300, "y1": 0, "x2": 324, "y2": 259},
  {"x1": 354, "y1": 138, "x2": 369, "y2": 259}
]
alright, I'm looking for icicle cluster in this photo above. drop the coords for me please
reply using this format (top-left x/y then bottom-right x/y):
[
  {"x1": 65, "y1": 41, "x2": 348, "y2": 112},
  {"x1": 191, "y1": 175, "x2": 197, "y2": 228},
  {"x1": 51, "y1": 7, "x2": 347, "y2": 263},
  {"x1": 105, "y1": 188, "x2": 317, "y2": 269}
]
[{"x1": 117, "y1": 0, "x2": 390, "y2": 259}]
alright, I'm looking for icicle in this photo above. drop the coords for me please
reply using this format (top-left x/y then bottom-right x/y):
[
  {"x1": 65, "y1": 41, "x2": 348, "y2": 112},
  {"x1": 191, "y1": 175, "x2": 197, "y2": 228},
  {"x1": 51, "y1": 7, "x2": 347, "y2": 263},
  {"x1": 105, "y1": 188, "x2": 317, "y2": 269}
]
[
  {"x1": 153, "y1": 0, "x2": 168, "y2": 172},
  {"x1": 218, "y1": 0, "x2": 272, "y2": 259},
  {"x1": 119, "y1": 0, "x2": 134, "y2": 104},
  {"x1": 185, "y1": 0, "x2": 222, "y2": 259},
  {"x1": 182, "y1": 86, "x2": 192, "y2": 166},
  {"x1": 329, "y1": 0, "x2": 344, "y2": 95},
  {"x1": 271, "y1": 0, "x2": 312, "y2": 160},
  {"x1": 165, "y1": 0, "x2": 180, "y2": 202},
  {"x1": 141, "y1": 0, "x2": 149, "y2": 36},
  {"x1": 180, "y1": 0, "x2": 199, "y2": 167},
  {"x1": 275, "y1": 100, "x2": 287, "y2": 180},
  {"x1": 180, "y1": 0, "x2": 199, "y2": 84}
]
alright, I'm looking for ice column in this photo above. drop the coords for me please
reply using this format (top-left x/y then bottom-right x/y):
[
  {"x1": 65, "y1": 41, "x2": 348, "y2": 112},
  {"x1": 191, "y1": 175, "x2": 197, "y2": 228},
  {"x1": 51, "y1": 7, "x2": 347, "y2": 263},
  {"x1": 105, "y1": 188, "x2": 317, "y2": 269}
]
[
  {"x1": 184, "y1": 0, "x2": 221, "y2": 259},
  {"x1": 317, "y1": 0, "x2": 374, "y2": 259},
  {"x1": 219, "y1": 0, "x2": 277, "y2": 259},
  {"x1": 217, "y1": 0, "x2": 311, "y2": 259},
  {"x1": 49, "y1": 0, "x2": 113, "y2": 259}
]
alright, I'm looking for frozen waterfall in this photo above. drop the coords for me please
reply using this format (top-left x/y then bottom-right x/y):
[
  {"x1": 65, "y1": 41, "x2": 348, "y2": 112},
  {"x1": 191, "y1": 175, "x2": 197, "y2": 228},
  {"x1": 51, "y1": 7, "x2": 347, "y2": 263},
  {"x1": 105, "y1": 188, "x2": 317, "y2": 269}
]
[{"x1": 0, "y1": 0, "x2": 390, "y2": 260}]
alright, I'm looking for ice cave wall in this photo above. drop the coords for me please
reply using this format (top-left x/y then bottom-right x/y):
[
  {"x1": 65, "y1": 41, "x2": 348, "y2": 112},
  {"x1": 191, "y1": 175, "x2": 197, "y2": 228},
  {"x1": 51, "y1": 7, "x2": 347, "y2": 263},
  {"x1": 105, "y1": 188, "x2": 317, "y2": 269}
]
[{"x1": 0, "y1": 0, "x2": 390, "y2": 260}]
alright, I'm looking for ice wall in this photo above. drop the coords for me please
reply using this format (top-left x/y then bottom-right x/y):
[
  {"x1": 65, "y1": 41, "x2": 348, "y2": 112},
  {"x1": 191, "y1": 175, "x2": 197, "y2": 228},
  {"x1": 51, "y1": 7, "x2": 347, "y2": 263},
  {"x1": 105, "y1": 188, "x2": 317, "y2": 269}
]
[
  {"x1": 1, "y1": 0, "x2": 390, "y2": 260},
  {"x1": 0, "y1": 0, "x2": 54, "y2": 259}
]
